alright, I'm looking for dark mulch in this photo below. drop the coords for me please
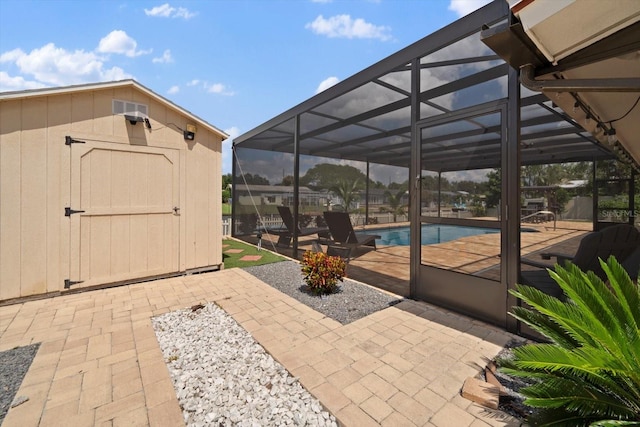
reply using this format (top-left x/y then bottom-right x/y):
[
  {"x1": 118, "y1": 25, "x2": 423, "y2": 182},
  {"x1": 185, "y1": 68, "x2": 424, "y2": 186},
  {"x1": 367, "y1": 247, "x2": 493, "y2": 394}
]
[{"x1": 488, "y1": 341, "x2": 538, "y2": 422}]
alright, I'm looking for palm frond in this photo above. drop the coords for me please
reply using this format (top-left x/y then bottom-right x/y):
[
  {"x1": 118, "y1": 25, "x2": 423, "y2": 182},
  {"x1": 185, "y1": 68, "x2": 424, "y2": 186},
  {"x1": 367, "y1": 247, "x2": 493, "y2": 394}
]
[
  {"x1": 550, "y1": 264, "x2": 635, "y2": 357},
  {"x1": 501, "y1": 258, "x2": 640, "y2": 425},
  {"x1": 600, "y1": 256, "x2": 640, "y2": 328}
]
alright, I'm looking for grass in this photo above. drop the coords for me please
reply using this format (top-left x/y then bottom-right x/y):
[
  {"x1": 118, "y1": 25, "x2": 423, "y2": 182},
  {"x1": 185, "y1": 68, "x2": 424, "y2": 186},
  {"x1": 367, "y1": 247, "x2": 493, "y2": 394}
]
[
  {"x1": 222, "y1": 203, "x2": 232, "y2": 215},
  {"x1": 222, "y1": 238, "x2": 287, "y2": 269}
]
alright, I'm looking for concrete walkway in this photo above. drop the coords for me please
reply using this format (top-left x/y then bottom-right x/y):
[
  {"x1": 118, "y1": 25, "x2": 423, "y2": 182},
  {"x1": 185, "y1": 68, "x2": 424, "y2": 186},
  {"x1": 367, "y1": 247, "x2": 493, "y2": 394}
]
[{"x1": 1, "y1": 268, "x2": 523, "y2": 426}]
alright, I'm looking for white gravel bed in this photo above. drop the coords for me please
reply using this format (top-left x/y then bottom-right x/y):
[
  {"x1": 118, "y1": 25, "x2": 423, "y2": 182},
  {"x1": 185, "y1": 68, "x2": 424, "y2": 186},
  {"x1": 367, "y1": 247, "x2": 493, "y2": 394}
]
[{"x1": 152, "y1": 302, "x2": 338, "y2": 427}]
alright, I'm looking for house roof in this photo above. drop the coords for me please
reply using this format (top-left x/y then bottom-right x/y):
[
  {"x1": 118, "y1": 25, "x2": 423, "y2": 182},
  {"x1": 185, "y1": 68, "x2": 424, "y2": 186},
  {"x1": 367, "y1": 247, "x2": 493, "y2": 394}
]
[
  {"x1": 0, "y1": 79, "x2": 229, "y2": 140},
  {"x1": 234, "y1": 0, "x2": 616, "y2": 174}
]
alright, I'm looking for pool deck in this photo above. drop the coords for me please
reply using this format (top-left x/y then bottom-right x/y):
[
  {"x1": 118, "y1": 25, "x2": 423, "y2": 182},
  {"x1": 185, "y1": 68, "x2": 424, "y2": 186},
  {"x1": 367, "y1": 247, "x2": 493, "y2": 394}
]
[{"x1": 254, "y1": 219, "x2": 591, "y2": 296}]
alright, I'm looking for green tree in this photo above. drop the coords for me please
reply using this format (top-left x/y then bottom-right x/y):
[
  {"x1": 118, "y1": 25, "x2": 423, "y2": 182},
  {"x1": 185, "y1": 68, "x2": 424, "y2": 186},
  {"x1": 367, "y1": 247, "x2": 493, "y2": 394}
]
[
  {"x1": 301, "y1": 163, "x2": 368, "y2": 191},
  {"x1": 222, "y1": 189, "x2": 231, "y2": 203},
  {"x1": 485, "y1": 169, "x2": 501, "y2": 208},
  {"x1": 240, "y1": 173, "x2": 270, "y2": 185},
  {"x1": 330, "y1": 178, "x2": 362, "y2": 212},
  {"x1": 222, "y1": 173, "x2": 233, "y2": 189},
  {"x1": 502, "y1": 258, "x2": 640, "y2": 425},
  {"x1": 280, "y1": 175, "x2": 294, "y2": 186},
  {"x1": 222, "y1": 173, "x2": 232, "y2": 203},
  {"x1": 382, "y1": 188, "x2": 408, "y2": 222}
]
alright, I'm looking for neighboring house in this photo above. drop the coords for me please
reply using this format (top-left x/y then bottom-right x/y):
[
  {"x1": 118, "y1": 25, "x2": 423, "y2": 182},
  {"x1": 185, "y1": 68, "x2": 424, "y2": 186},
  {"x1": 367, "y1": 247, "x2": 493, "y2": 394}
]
[
  {"x1": 0, "y1": 80, "x2": 228, "y2": 302},
  {"x1": 236, "y1": 184, "x2": 331, "y2": 208}
]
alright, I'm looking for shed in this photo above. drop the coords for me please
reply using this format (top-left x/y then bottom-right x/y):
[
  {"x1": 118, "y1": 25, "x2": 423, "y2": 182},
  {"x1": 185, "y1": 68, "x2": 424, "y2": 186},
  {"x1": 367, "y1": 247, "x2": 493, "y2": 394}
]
[{"x1": 0, "y1": 79, "x2": 228, "y2": 302}]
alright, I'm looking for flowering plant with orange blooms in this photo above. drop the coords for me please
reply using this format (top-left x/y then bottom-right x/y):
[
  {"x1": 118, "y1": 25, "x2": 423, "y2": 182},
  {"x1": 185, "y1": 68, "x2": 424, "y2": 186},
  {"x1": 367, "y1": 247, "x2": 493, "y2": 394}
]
[{"x1": 300, "y1": 250, "x2": 346, "y2": 295}]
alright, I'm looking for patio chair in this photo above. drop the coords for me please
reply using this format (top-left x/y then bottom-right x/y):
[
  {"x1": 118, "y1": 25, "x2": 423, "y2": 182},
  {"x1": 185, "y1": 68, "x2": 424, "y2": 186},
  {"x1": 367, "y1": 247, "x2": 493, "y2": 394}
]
[
  {"x1": 520, "y1": 224, "x2": 640, "y2": 298},
  {"x1": 323, "y1": 211, "x2": 381, "y2": 258},
  {"x1": 274, "y1": 206, "x2": 330, "y2": 247}
]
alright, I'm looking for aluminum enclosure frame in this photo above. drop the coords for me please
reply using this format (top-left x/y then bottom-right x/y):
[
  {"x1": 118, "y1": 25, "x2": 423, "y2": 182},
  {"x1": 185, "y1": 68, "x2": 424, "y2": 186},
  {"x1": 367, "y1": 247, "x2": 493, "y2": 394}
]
[{"x1": 232, "y1": 0, "x2": 618, "y2": 334}]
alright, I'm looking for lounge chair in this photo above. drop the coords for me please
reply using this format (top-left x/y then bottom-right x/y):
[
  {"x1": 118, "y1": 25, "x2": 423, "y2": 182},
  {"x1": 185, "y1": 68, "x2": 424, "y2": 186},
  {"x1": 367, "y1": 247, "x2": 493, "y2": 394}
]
[
  {"x1": 520, "y1": 224, "x2": 640, "y2": 298},
  {"x1": 273, "y1": 206, "x2": 330, "y2": 247},
  {"x1": 323, "y1": 211, "x2": 381, "y2": 258}
]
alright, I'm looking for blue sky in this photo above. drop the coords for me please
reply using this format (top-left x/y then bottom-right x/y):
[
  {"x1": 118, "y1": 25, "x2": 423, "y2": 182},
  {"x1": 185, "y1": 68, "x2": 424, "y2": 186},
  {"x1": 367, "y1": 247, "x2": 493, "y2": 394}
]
[{"x1": 0, "y1": 0, "x2": 491, "y2": 174}]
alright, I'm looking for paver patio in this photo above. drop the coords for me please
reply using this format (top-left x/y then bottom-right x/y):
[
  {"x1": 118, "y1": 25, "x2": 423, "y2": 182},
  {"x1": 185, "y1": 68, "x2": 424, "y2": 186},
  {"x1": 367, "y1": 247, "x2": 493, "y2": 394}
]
[{"x1": 1, "y1": 268, "x2": 523, "y2": 426}]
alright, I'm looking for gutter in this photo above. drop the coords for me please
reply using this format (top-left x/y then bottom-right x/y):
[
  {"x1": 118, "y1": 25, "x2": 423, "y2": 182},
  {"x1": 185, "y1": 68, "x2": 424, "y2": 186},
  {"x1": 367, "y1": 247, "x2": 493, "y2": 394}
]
[{"x1": 520, "y1": 64, "x2": 640, "y2": 93}]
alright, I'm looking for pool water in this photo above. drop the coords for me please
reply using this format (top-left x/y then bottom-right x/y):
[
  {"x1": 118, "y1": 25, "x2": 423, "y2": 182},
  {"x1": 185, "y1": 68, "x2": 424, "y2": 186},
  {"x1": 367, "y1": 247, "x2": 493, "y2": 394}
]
[{"x1": 376, "y1": 224, "x2": 499, "y2": 246}]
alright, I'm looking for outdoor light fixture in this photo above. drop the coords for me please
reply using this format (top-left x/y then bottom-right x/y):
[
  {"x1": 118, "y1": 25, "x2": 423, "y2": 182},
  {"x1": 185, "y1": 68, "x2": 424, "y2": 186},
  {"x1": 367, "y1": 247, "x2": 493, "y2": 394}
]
[
  {"x1": 124, "y1": 114, "x2": 144, "y2": 125},
  {"x1": 144, "y1": 118, "x2": 152, "y2": 129},
  {"x1": 606, "y1": 127, "x2": 617, "y2": 145},
  {"x1": 183, "y1": 124, "x2": 196, "y2": 140}
]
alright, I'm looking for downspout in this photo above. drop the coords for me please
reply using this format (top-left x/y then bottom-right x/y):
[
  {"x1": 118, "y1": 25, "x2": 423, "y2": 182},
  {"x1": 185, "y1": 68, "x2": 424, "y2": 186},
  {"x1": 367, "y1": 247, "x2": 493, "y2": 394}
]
[{"x1": 520, "y1": 64, "x2": 640, "y2": 92}]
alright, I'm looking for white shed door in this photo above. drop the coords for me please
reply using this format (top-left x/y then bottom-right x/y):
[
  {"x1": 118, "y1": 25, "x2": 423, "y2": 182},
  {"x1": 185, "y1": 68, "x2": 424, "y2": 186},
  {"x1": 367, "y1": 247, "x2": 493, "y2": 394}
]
[{"x1": 69, "y1": 141, "x2": 180, "y2": 289}]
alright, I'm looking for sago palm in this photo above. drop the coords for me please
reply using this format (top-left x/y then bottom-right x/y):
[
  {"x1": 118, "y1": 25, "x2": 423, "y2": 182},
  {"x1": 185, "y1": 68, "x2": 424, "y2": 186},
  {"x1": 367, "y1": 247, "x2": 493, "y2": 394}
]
[{"x1": 501, "y1": 256, "x2": 640, "y2": 426}]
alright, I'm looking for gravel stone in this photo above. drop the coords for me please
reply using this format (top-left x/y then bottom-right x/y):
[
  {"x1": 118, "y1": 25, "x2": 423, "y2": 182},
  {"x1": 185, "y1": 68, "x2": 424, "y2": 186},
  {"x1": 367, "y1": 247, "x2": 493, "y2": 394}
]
[
  {"x1": 153, "y1": 303, "x2": 339, "y2": 426},
  {"x1": 152, "y1": 260, "x2": 402, "y2": 426},
  {"x1": 0, "y1": 343, "x2": 40, "y2": 424}
]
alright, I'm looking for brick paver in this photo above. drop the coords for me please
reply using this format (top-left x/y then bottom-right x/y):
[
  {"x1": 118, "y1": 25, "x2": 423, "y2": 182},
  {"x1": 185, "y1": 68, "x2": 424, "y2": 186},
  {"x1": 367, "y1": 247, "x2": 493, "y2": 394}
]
[{"x1": 1, "y1": 268, "x2": 523, "y2": 426}]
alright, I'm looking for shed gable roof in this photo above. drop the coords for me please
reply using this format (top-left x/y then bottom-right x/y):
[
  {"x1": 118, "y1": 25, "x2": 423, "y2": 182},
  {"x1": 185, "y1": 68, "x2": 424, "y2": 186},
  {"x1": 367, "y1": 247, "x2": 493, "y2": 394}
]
[{"x1": 0, "y1": 79, "x2": 228, "y2": 140}]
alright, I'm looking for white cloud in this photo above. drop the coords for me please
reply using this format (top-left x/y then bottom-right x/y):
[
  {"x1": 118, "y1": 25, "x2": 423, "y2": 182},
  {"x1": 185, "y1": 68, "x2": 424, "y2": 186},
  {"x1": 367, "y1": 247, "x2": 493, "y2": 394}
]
[
  {"x1": 187, "y1": 79, "x2": 200, "y2": 86},
  {"x1": 0, "y1": 43, "x2": 132, "y2": 88},
  {"x1": 448, "y1": 0, "x2": 491, "y2": 17},
  {"x1": 311, "y1": 0, "x2": 333, "y2": 3},
  {"x1": 0, "y1": 71, "x2": 46, "y2": 92},
  {"x1": 97, "y1": 30, "x2": 151, "y2": 57},
  {"x1": 144, "y1": 3, "x2": 197, "y2": 19},
  {"x1": 167, "y1": 85, "x2": 179, "y2": 94},
  {"x1": 152, "y1": 49, "x2": 173, "y2": 63},
  {"x1": 306, "y1": 15, "x2": 391, "y2": 41},
  {"x1": 205, "y1": 82, "x2": 234, "y2": 96},
  {"x1": 315, "y1": 76, "x2": 339, "y2": 94}
]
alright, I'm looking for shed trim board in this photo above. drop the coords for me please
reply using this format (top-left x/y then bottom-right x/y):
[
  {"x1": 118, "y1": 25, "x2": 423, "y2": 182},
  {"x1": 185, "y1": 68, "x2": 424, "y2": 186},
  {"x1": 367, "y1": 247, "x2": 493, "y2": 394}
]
[{"x1": 0, "y1": 80, "x2": 224, "y2": 302}]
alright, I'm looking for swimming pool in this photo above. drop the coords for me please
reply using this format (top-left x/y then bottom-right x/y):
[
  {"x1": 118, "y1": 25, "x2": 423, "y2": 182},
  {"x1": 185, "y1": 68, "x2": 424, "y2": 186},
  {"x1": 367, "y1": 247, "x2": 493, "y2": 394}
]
[{"x1": 375, "y1": 224, "x2": 499, "y2": 246}]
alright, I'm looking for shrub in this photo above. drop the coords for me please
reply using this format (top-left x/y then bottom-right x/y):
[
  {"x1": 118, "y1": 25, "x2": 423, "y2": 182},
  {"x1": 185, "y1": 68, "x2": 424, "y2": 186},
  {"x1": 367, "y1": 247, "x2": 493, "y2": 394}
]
[
  {"x1": 501, "y1": 257, "x2": 640, "y2": 426},
  {"x1": 300, "y1": 251, "x2": 346, "y2": 295},
  {"x1": 237, "y1": 213, "x2": 258, "y2": 235}
]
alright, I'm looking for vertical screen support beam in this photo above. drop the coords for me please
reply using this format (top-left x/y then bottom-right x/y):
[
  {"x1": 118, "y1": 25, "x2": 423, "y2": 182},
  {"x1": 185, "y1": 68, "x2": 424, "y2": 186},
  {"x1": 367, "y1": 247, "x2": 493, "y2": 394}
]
[
  {"x1": 293, "y1": 115, "x2": 301, "y2": 257},
  {"x1": 504, "y1": 62, "x2": 521, "y2": 333},
  {"x1": 592, "y1": 160, "x2": 598, "y2": 230},
  {"x1": 365, "y1": 161, "x2": 370, "y2": 225},
  {"x1": 630, "y1": 169, "x2": 636, "y2": 226},
  {"x1": 409, "y1": 58, "x2": 421, "y2": 298},
  {"x1": 231, "y1": 145, "x2": 238, "y2": 238}
]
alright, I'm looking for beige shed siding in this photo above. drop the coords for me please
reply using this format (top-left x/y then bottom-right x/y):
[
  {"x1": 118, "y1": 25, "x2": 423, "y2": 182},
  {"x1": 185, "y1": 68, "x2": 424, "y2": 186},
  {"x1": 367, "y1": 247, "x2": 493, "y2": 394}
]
[
  {"x1": 22, "y1": 98, "x2": 48, "y2": 297},
  {"x1": 0, "y1": 83, "x2": 223, "y2": 301},
  {"x1": 184, "y1": 134, "x2": 222, "y2": 270},
  {"x1": 0, "y1": 100, "x2": 21, "y2": 300},
  {"x1": 46, "y1": 95, "x2": 72, "y2": 298}
]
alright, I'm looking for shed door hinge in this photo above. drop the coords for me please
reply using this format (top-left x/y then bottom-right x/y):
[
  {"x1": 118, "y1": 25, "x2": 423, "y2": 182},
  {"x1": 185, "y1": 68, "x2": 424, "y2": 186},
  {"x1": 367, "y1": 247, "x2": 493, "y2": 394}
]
[
  {"x1": 65, "y1": 207, "x2": 85, "y2": 216},
  {"x1": 65, "y1": 136, "x2": 86, "y2": 145},
  {"x1": 64, "y1": 279, "x2": 83, "y2": 289}
]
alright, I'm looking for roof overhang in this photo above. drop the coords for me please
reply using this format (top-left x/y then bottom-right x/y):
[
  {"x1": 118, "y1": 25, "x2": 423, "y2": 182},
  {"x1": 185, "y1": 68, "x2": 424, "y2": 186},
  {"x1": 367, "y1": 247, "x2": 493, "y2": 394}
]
[{"x1": 482, "y1": 0, "x2": 640, "y2": 169}]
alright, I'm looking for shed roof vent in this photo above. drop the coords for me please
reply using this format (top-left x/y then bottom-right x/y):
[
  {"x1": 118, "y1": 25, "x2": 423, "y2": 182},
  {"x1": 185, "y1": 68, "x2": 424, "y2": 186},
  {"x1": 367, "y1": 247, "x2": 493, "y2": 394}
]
[{"x1": 113, "y1": 99, "x2": 148, "y2": 118}]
